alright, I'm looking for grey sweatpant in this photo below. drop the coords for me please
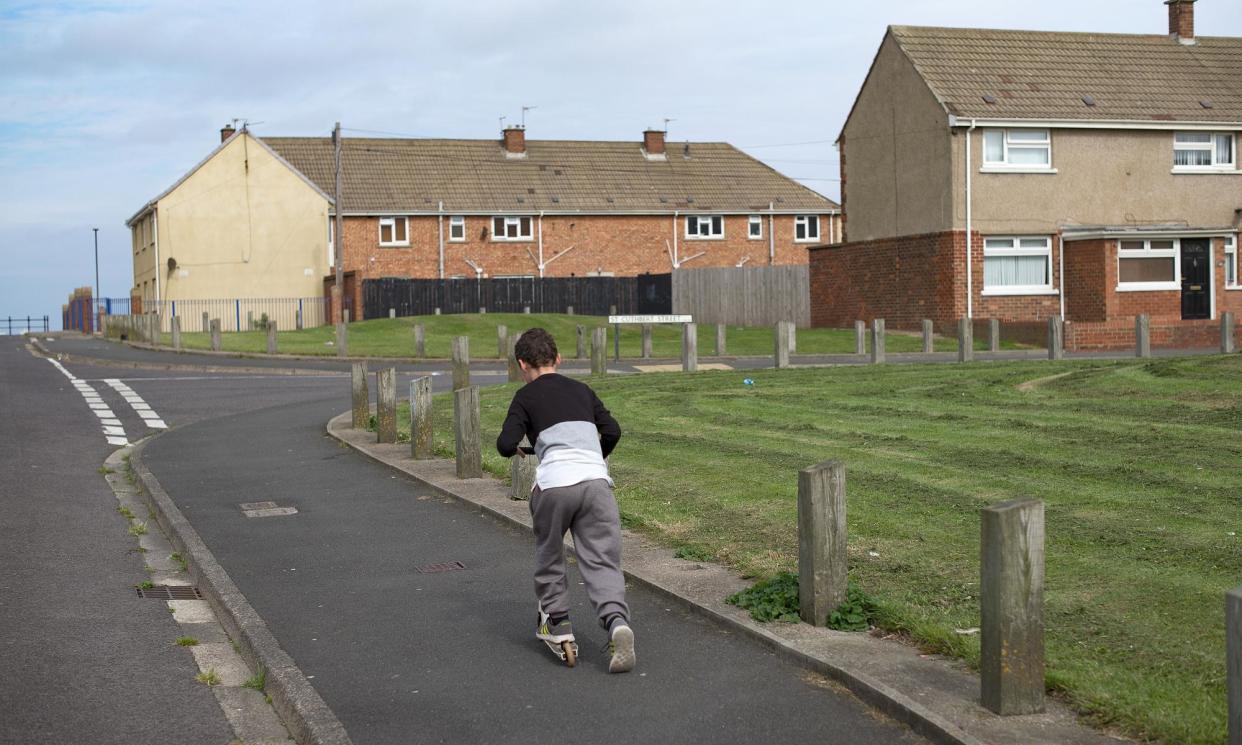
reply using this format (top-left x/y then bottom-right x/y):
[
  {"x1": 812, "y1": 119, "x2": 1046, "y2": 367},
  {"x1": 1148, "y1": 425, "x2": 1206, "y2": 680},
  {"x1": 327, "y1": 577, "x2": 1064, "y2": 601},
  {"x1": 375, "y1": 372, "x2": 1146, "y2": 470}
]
[{"x1": 530, "y1": 478, "x2": 629, "y2": 629}]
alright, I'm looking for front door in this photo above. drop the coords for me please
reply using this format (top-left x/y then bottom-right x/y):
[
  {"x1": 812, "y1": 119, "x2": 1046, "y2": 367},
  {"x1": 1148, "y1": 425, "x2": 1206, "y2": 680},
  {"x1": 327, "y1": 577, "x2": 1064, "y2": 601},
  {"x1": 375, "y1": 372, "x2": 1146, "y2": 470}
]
[{"x1": 1181, "y1": 239, "x2": 1210, "y2": 320}]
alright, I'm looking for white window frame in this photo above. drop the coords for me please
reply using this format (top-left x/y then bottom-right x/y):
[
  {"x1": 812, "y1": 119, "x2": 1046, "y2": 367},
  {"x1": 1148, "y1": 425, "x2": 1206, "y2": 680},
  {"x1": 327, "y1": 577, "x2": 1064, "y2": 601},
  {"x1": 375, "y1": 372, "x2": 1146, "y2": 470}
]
[
  {"x1": 748, "y1": 215, "x2": 763, "y2": 240},
  {"x1": 378, "y1": 216, "x2": 409, "y2": 247},
  {"x1": 794, "y1": 215, "x2": 820, "y2": 243},
  {"x1": 1172, "y1": 132, "x2": 1236, "y2": 172},
  {"x1": 1225, "y1": 235, "x2": 1238, "y2": 289},
  {"x1": 448, "y1": 216, "x2": 466, "y2": 242},
  {"x1": 491, "y1": 215, "x2": 533, "y2": 242},
  {"x1": 685, "y1": 215, "x2": 724, "y2": 240},
  {"x1": 1116, "y1": 238, "x2": 1181, "y2": 292},
  {"x1": 981, "y1": 236, "x2": 1056, "y2": 295},
  {"x1": 981, "y1": 128, "x2": 1054, "y2": 172}
]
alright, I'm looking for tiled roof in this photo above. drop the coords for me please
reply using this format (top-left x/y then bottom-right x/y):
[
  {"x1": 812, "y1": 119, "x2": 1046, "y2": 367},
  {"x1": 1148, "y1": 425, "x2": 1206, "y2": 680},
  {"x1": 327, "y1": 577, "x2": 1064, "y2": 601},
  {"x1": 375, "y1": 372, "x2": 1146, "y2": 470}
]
[
  {"x1": 890, "y1": 25, "x2": 1242, "y2": 122},
  {"x1": 262, "y1": 136, "x2": 837, "y2": 214}
]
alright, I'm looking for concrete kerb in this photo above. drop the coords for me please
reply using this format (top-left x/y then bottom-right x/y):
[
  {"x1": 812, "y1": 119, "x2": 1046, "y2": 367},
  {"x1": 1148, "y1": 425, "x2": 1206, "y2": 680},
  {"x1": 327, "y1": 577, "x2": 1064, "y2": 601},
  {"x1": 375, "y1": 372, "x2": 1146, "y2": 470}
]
[
  {"x1": 28, "y1": 338, "x2": 345, "y2": 377},
  {"x1": 128, "y1": 440, "x2": 353, "y2": 745},
  {"x1": 324, "y1": 411, "x2": 1119, "y2": 745}
]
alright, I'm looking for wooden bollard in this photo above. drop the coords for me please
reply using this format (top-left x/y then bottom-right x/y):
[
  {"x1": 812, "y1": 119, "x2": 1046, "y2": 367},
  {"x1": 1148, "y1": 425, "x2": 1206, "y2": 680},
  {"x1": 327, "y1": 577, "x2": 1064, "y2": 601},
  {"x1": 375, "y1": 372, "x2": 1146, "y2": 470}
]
[
  {"x1": 413, "y1": 323, "x2": 425, "y2": 357},
  {"x1": 958, "y1": 318, "x2": 974, "y2": 362},
  {"x1": 479, "y1": 307, "x2": 486, "y2": 314},
  {"x1": 507, "y1": 332, "x2": 522, "y2": 382},
  {"x1": 1048, "y1": 316, "x2": 1064, "y2": 360},
  {"x1": 376, "y1": 367, "x2": 397, "y2": 443},
  {"x1": 1228, "y1": 586, "x2": 1242, "y2": 744},
  {"x1": 210, "y1": 319, "x2": 222, "y2": 351},
  {"x1": 510, "y1": 439, "x2": 538, "y2": 500},
  {"x1": 798, "y1": 460, "x2": 847, "y2": 626},
  {"x1": 410, "y1": 376, "x2": 433, "y2": 459},
  {"x1": 266, "y1": 320, "x2": 278, "y2": 354},
  {"x1": 201, "y1": 311, "x2": 210, "y2": 333},
  {"x1": 150, "y1": 313, "x2": 161, "y2": 346},
  {"x1": 786, "y1": 322, "x2": 797, "y2": 354},
  {"x1": 343, "y1": 308, "x2": 350, "y2": 323},
  {"x1": 922, "y1": 319, "x2": 934, "y2": 354},
  {"x1": 389, "y1": 308, "x2": 396, "y2": 319},
  {"x1": 715, "y1": 323, "x2": 727, "y2": 357},
  {"x1": 566, "y1": 305, "x2": 574, "y2": 316},
  {"x1": 576, "y1": 325, "x2": 586, "y2": 359},
  {"x1": 1222, "y1": 312, "x2": 1236, "y2": 354},
  {"x1": 523, "y1": 306, "x2": 531, "y2": 314},
  {"x1": 870, "y1": 319, "x2": 886, "y2": 364},
  {"x1": 981, "y1": 498, "x2": 1046, "y2": 716},
  {"x1": 434, "y1": 307, "x2": 441, "y2": 315},
  {"x1": 641, "y1": 324, "x2": 653, "y2": 358},
  {"x1": 350, "y1": 362, "x2": 369, "y2": 429},
  {"x1": 296, "y1": 308, "x2": 303, "y2": 330},
  {"x1": 1136, "y1": 314, "x2": 1151, "y2": 358},
  {"x1": 171, "y1": 316, "x2": 182, "y2": 351},
  {"x1": 681, "y1": 322, "x2": 697, "y2": 372},
  {"x1": 336, "y1": 322, "x2": 348, "y2": 358},
  {"x1": 453, "y1": 385, "x2": 482, "y2": 479},
  {"x1": 855, "y1": 320, "x2": 866, "y2": 355},
  {"x1": 497, "y1": 324, "x2": 508, "y2": 358},
  {"x1": 590, "y1": 327, "x2": 607, "y2": 376},
  {"x1": 775, "y1": 321, "x2": 791, "y2": 369},
  {"x1": 452, "y1": 336, "x2": 470, "y2": 390},
  {"x1": 988, "y1": 319, "x2": 1000, "y2": 353}
]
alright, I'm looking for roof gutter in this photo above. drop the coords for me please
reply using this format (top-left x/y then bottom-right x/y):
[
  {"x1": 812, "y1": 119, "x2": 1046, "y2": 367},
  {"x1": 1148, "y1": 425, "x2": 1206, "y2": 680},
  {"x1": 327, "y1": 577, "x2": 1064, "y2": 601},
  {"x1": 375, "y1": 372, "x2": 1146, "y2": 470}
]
[
  {"x1": 332, "y1": 208, "x2": 839, "y2": 218},
  {"x1": 948, "y1": 115, "x2": 1242, "y2": 132}
]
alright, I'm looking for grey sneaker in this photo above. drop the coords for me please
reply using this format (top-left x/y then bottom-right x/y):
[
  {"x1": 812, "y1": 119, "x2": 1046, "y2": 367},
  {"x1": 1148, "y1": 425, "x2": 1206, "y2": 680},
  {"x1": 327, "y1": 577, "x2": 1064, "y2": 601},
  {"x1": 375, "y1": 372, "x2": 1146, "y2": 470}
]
[
  {"x1": 607, "y1": 625, "x2": 636, "y2": 673},
  {"x1": 536, "y1": 609, "x2": 574, "y2": 644}
]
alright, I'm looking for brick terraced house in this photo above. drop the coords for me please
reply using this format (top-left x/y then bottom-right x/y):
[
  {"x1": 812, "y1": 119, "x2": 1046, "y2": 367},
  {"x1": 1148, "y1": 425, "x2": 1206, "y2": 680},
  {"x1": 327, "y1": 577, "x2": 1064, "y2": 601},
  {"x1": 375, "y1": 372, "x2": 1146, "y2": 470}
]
[
  {"x1": 262, "y1": 127, "x2": 840, "y2": 318},
  {"x1": 812, "y1": 0, "x2": 1241, "y2": 350}
]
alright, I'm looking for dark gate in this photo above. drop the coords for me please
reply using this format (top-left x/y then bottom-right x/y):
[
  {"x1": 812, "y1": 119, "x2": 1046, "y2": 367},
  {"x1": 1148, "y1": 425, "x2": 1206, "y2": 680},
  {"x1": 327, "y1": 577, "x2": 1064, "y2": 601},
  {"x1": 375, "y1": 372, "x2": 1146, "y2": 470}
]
[
  {"x1": 1180, "y1": 239, "x2": 1210, "y2": 320},
  {"x1": 362, "y1": 274, "x2": 672, "y2": 319}
]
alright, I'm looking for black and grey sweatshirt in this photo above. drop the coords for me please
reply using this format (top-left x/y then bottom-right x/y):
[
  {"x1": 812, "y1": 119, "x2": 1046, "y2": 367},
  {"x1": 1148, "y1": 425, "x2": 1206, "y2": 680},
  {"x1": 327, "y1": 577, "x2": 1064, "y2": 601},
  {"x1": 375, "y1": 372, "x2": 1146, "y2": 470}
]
[{"x1": 495, "y1": 373, "x2": 621, "y2": 490}]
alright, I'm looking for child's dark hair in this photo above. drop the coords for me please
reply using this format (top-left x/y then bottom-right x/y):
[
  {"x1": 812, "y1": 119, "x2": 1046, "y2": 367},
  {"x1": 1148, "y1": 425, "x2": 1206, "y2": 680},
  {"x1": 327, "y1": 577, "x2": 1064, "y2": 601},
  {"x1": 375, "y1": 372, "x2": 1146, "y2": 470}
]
[{"x1": 515, "y1": 328, "x2": 558, "y2": 368}]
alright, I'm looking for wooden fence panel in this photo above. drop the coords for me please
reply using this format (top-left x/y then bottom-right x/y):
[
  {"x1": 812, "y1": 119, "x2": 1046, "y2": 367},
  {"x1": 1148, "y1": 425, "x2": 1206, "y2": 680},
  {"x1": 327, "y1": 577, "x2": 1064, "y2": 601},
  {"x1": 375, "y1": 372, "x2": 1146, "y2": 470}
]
[{"x1": 671, "y1": 265, "x2": 810, "y2": 328}]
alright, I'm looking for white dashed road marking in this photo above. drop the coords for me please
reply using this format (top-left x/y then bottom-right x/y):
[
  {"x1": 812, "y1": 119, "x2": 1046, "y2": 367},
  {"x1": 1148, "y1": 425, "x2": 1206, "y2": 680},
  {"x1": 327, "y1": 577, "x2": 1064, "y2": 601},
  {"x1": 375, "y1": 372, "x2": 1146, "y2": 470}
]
[
  {"x1": 104, "y1": 379, "x2": 167, "y2": 429},
  {"x1": 46, "y1": 358, "x2": 130, "y2": 447}
]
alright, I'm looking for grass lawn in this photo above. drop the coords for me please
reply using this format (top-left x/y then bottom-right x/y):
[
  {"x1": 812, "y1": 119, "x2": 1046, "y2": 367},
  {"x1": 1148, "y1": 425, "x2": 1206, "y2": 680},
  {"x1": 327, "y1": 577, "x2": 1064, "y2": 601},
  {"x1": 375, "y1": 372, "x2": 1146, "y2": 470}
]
[
  {"x1": 173, "y1": 314, "x2": 1030, "y2": 358},
  {"x1": 383, "y1": 354, "x2": 1241, "y2": 744}
]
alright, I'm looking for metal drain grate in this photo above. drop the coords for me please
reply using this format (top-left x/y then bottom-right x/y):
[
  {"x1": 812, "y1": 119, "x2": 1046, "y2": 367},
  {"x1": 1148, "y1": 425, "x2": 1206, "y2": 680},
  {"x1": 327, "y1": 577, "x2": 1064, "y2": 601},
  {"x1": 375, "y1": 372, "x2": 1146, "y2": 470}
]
[
  {"x1": 136, "y1": 585, "x2": 203, "y2": 599},
  {"x1": 416, "y1": 561, "x2": 466, "y2": 574}
]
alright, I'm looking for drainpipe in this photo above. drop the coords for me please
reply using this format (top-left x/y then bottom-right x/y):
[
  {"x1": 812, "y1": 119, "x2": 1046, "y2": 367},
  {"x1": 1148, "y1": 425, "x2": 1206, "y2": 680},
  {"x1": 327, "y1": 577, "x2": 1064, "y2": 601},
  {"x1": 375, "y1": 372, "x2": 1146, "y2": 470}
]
[
  {"x1": 672, "y1": 210, "x2": 679, "y2": 268},
  {"x1": 537, "y1": 211, "x2": 545, "y2": 278},
  {"x1": 153, "y1": 212, "x2": 161, "y2": 306},
  {"x1": 1058, "y1": 232, "x2": 1066, "y2": 319},
  {"x1": 768, "y1": 202, "x2": 775, "y2": 264},
  {"x1": 437, "y1": 201, "x2": 445, "y2": 279},
  {"x1": 965, "y1": 119, "x2": 977, "y2": 319}
]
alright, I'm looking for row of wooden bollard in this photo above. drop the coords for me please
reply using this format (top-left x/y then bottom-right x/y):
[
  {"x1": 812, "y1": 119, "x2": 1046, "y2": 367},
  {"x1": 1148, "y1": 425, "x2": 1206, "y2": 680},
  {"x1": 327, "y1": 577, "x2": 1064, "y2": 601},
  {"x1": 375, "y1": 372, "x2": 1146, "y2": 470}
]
[{"x1": 798, "y1": 459, "x2": 1046, "y2": 715}]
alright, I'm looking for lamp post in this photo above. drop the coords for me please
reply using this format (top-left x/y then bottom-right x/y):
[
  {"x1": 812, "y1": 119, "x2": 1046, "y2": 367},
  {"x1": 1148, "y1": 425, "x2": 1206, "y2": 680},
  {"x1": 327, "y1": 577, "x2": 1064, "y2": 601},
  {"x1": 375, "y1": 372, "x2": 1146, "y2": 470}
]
[{"x1": 93, "y1": 228, "x2": 100, "y2": 333}]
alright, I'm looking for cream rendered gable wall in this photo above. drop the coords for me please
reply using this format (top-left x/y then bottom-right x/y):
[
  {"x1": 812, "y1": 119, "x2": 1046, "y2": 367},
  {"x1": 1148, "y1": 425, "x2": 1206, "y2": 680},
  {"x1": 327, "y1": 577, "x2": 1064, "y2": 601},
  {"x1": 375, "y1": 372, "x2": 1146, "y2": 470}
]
[{"x1": 154, "y1": 133, "x2": 330, "y2": 301}]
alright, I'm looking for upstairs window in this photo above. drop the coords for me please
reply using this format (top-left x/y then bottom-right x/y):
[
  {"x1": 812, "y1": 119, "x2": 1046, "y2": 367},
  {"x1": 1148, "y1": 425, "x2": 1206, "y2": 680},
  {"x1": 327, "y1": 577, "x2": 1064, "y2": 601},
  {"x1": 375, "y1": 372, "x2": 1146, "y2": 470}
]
[
  {"x1": 379, "y1": 217, "x2": 409, "y2": 246},
  {"x1": 982, "y1": 129, "x2": 1052, "y2": 169},
  {"x1": 794, "y1": 215, "x2": 820, "y2": 242},
  {"x1": 983, "y1": 237, "x2": 1053, "y2": 294},
  {"x1": 1173, "y1": 132, "x2": 1235, "y2": 170},
  {"x1": 1118, "y1": 239, "x2": 1178, "y2": 290},
  {"x1": 492, "y1": 216, "x2": 532, "y2": 241},
  {"x1": 449, "y1": 216, "x2": 466, "y2": 242},
  {"x1": 748, "y1": 215, "x2": 763, "y2": 240},
  {"x1": 686, "y1": 215, "x2": 723, "y2": 239}
]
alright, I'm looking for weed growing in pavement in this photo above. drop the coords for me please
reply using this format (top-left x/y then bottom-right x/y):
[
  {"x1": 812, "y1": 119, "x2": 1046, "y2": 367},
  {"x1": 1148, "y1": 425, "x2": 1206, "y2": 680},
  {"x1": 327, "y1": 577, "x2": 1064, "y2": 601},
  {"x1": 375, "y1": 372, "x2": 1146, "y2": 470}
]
[
  {"x1": 176, "y1": 637, "x2": 199, "y2": 647},
  {"x1": 170, "y1": 553, "x2": 188, "y2": 572},
  {"x1": 242, "y1": 666, "x2": 266, "y2": 692},
  {"x1": 195, "y1": 669, "x2": 220, "y2": 686},
  {"x1": 128, "y1": 521, "x2": 148, "y2": 536},
  {"x1": 116, "y1": 505, "x2": 136, "y2": 520},
  {"x1": 826, "y1": 585, "x2": 880, "y2": 632},
  {"x1": 726, "y1": 572, "x2": 800, "y2": 623},
  {"x1": 98, "y1": 466, "x2": 114, "y2": 475},
  {"x1": 137, "y1": 580, "x2": 154, "y2": 590},
  {"x1": 673, "y1": 545, "x2": 714, "y2": 562}
]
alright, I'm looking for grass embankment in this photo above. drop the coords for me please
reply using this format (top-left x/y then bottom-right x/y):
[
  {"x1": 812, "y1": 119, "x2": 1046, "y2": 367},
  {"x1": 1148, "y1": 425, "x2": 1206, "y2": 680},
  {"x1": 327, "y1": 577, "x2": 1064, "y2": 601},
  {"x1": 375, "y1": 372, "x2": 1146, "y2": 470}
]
[
  {"x1": 386, "y1": 355, "x2": 1241, "y2": 744},
  {"x1": 175, "y1": 314, "x2": 1028, "y2": 358}
]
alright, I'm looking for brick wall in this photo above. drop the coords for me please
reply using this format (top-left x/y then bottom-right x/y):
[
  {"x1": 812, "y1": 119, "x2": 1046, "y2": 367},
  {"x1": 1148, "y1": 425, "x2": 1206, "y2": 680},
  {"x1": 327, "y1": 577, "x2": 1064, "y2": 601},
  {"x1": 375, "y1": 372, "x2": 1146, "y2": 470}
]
[
  {"x1": 1065, "y1": 317, "x2": 1236, "y2": 351},
  {"x1": 1064, "y1": 239, "x2": 1109, "y2": 321}
]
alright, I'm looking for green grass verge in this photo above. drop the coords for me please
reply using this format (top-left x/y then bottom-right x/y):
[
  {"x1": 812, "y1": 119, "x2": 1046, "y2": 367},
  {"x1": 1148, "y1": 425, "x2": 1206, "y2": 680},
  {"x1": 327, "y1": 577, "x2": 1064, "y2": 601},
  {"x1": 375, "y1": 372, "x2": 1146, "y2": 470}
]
[
  {"x1": 172, "y1": 313, "x2": 1029, "y2": 358},
  {"x1": 382, "y1": 354, "x2": 1240, "y2": 744}
]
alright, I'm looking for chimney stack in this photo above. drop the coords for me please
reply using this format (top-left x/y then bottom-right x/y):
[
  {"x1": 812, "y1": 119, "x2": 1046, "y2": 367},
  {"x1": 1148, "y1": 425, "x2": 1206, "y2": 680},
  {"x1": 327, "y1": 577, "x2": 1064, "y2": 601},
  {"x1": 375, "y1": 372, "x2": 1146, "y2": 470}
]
[
  {"x1": 1166, "y1": 0, "x2": 1196, "y2": 43},
  {"x1": 502, "y1": 126, "x2": 526, "y2": 157},
  {"x1": 643, "y1": 129, "x2": 666, "y2": 156},
  {"x1": 220, "y1": 124, "x2": 236, "y2": 142}
]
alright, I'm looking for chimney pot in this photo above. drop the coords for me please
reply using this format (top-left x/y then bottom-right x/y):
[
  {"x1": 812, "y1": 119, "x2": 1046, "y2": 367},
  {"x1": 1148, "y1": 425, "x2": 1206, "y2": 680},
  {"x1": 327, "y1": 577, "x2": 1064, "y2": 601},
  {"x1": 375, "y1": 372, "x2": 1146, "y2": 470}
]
[
  {"x1": 1165, "y1": 0, "x2": 1196, "y2": 43},
  {"x1": 643, "y1": 129, "x2": 666, "y2": 156},
  {"x1": 220, "y1": 124, "x2": 236, "y2": 143},
  {"x1": 502, "y1": 126, "x2": 526, "y2": 155}
]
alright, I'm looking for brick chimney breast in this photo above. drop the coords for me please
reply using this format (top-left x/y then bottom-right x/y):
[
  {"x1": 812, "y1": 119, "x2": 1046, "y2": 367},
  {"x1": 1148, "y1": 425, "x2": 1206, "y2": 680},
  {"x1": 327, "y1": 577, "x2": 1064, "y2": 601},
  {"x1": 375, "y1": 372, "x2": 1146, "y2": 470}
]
[
  {"x1": 503, "y1": 126, "x2": 526, "y2": 158},
  {"x1": 220, "y1": 124, "x2": 236, "y2": 142},
  {"x1": 1166, "y1": 0, "x2": 1196, "y2": 43},
  {"x1": 643, "y1": 129, "x2": 666, "y2": 156}
]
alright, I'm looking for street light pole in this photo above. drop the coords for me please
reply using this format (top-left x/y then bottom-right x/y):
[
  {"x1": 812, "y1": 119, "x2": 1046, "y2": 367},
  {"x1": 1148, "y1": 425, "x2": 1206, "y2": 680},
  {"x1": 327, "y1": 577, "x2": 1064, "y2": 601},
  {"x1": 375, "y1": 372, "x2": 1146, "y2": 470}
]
[{"x1": 93, "y1": 227, "x2": 100, "y2": 334}]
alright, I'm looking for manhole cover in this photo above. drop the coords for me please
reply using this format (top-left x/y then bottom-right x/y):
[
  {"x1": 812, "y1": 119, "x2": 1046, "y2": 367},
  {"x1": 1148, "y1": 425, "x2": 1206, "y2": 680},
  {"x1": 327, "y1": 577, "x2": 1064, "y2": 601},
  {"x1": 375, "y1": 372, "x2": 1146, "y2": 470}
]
[
  {"x1": 136, "y1": 585, "x2": 203, "y2": 599},
  {"x1": 416, "y1": 561, "x2": 466, "y2": 574},
  {"x1": 239, "y1": 501, "x2": 298, "y2": 518}
]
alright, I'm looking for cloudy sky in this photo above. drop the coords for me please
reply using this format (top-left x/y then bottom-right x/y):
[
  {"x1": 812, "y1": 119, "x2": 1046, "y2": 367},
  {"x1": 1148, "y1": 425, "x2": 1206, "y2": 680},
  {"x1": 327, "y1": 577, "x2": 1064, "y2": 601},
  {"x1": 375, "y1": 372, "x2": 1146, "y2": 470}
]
[{"x1": 2, "y1": 0, "x2": 1238, "y2": 327}]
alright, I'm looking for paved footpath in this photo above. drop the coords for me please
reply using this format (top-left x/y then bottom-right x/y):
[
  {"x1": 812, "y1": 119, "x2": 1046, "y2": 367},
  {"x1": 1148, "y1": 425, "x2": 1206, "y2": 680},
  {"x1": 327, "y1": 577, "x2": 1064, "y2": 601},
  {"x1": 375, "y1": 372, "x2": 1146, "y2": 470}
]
[{"x1": 136, "y1": 380, "x2": 925, "y2": 743}]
